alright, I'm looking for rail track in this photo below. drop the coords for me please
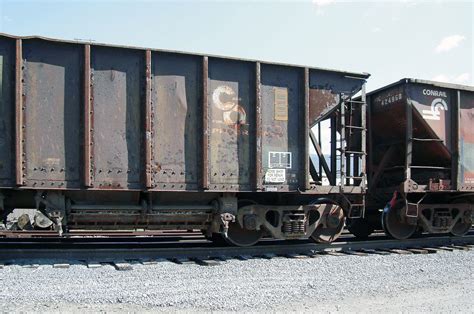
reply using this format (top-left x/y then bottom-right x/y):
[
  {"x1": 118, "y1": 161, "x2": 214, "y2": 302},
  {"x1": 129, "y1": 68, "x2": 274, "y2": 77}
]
[{"x1": 0, "y1": 231, "x2": 472, "y2": 270}]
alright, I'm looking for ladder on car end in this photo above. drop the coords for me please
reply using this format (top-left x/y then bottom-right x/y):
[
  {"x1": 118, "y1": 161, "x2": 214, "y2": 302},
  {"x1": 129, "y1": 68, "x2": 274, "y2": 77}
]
[{"x1": 339, "y1": 93, "x2": 367, "y2": 219}]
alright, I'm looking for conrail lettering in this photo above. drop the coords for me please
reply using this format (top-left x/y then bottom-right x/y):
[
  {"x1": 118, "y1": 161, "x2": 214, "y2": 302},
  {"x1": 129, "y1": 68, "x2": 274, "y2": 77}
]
[{"x1": 423, "y1": 89, "x2": 447, "y2": 98}]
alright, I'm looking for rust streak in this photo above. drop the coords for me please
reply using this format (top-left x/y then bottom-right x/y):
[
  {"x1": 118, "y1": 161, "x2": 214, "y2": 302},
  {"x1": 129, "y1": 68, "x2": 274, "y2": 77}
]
[
  {"x1": 303, "y1": 67, "x2": 310, "y2": 191},
  {"x1": 145, "y1": 50, "x2": 152, "y2": 188},
  {"x1": 255, "y1": 62, "x2": 262, "y2": 190},
  {"x1": 84, "y1": 44, "x2": 92, "y2": 187},
  {"x1": 15, "y1": 38, "x2": 23, "y2": 186},
  {"x1": 202, "y1": 56, "x2": 209, "y2": 189}
]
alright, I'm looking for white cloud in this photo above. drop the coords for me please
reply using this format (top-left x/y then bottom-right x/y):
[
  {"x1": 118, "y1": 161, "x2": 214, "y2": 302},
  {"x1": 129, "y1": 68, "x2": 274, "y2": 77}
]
[
  {"x1": 453, "y1": 73, "x2": 471, "y2": 84},
  {"x1": 431, "y1": 73, "x2": 471, "y2": 85},
  {"x1": 371, "y1": 27, "x2": 382, "y2": 33},
  {"x1": 435, "y1": 34, "x2": 466, "y2": 53},
  {"x1": 312, "y1": 0, "x2": 335, "y2": 7},
  {"x1": 431, "y1": 74, "x2": 450, "y2": 83}
]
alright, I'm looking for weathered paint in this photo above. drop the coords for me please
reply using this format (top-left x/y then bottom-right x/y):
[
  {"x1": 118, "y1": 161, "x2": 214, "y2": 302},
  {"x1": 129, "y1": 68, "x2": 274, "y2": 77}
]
[
  {"x1": 22, "y1": 40, "x2": 82, "y2": 188},
  {"x1": 367, "y1": 79, "x2": 474, "y2": 192},
  {"x1": 0, "y1": 37, "x2": 14, "y2": 187},
  {"x1": 151, "y1": 52, "x2": 201, "y2": 190},
  {"x1": 309, "y1": 70, "x2": 365, "y2": 126},
  {"x1": 90, "y1": 46, "x2": 143, "y2": 189},
  {"x1": 208, "y1": 58, "x2": 255, "y2": 190},
  {"x1": 260, "y1": 64, "x2": 303, "y2": 190},
  {"x1": 0, "y1": 33, "x2": 369, "y2": 194}
]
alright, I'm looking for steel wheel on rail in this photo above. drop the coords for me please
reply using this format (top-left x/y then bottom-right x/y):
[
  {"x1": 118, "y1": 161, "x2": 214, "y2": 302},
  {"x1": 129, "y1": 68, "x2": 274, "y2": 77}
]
[
  {"x1": 347, "y1": 218, "x2": 374, "y2": 240},
  {"x1": 310, "y1": 202, "x2": 345, "y2": 243},
  {"x1": 450, "y1": 219, "x2": 471, "y2": 237},
  {"x1": 382, "y1": 201, "x2": 417, "y2": 240},
  {"x1": 449, "y1": 199, "x2": 472, "y2": 237},
  {"x1": 224, "y1": 221, "x2": 263, "y2": 247}
]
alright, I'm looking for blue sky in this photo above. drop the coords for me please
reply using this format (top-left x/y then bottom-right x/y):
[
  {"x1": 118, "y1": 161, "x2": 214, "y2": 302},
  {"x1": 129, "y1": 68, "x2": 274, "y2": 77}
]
[{"x1": 0, "y1": 0, "x2": 472, "y2": 90}]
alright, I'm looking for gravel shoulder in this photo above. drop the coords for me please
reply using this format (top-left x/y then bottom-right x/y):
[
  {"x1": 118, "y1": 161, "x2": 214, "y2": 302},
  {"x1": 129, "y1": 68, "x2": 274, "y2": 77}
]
[{"x1": 0, "y1": 250, "x2": 472, "y2": 313}]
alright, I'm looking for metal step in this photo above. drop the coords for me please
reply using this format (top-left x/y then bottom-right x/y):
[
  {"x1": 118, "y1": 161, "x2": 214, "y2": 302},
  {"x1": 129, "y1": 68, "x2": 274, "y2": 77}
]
[
  {"x1": 411, "y1": 137, "x2": 444, "y2": 142},
  {"x1": 410, "y1": 166, "x2": 451, "y2": 170},
  {"x1": 344, "y1": 125, "x2": 366, "y2": 130}
]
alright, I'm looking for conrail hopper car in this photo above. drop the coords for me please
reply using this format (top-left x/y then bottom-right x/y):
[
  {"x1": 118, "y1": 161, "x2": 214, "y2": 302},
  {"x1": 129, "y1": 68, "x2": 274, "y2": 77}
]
[
  {"x1": 348, "y1": 79, "x2": 474, "y2": 239},
  {"x1": 0, "y1": 34, "x2": 370, "y2": 246}
]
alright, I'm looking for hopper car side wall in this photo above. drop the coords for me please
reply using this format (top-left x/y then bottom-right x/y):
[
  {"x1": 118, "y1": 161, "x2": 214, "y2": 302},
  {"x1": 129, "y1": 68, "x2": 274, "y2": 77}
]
[
  {"x1": 0, "y1": 35, "x2": 367, "y2": 193},
  {"x1": 367, "y1": 80, "x2": 474, "y2": 193}
]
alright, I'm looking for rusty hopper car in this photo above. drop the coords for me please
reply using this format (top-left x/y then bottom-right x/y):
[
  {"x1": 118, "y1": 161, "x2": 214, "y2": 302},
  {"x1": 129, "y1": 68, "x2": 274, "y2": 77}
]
[
  {"x1": 348, "y1": 79, "x2": 474, "y2": 240},
  {"x1": 0, "y1": 34, "x2": 369, "y2": 246}
]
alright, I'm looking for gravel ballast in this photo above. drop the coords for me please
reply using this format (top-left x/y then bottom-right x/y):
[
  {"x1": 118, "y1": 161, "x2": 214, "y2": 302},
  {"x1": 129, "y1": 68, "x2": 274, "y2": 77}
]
[{"x1": 0, "y1": 250, "x2": 472, "y2": 312}]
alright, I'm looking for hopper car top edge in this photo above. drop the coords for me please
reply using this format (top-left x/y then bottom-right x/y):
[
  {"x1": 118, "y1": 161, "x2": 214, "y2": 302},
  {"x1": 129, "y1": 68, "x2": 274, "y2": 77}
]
[
  {"x1": 0, "y1": 32, "x2": 370, "y2": 80},
  {"x1": 365, "y1": 78, "x2": 474, "y2": 96}
]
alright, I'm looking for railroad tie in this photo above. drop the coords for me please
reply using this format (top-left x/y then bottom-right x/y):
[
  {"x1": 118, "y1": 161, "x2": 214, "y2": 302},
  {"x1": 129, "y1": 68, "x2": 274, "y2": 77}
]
[
  {"x1": 234, "y1": 255, "x2": 253, "y2": 261},
  {"x1": 387, "y1": 249, "x2": 413, "y2": 255},
  {"x1": 450, "y1": 245, "x2": 470, "y2": 251},
  {"x1": 86, "y1": 261, "x2": 102, "y2": 268},
  {"x1": 340, "y1": 250, "x2": 367, "y2": 256},
  {"x1": 192, "y1": 258, "x2": 221, "y2": 266},
  {"x1": 113, "y1": 261, "x2": 133, "y2": 271},
  {"x1": 406, "y1": 248, "x2": 429, "y2": 254},
  {"x1": 141, "y1": 258, "x2": 168, "y2": 265},
  {"x1": 324, "y1": 251, "x2": 346, "y2": 256},
  {"x1": 170, "y1": 257, "x2": 194, "y2": 265},
  {"x1": 436, "y1": 246, "x2": 454, "y2": 251}
]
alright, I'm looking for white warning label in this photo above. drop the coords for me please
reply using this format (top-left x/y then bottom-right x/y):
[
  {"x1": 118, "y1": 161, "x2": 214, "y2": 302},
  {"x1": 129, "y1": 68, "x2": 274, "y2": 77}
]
[{"x1": 265, "y1": 169, "x2": 286, "y2": 183}]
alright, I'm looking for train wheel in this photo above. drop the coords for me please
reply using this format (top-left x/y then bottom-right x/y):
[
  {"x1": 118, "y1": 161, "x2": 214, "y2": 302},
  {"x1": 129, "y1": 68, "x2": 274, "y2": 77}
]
[
  {"x1": 450, "y1": 219, "x2": 471, "y2": 237},
  {"x1": 310, "y1": 205, "x2": 345, "y2": 243},
  {"x1": 347, "y1": 218, "x2": 374, "y2": 240},
  {"x1": 382, "y1": 203, "x2": 416, "y2": 239},
  {"x1": 224, "y1": 221, "x2": 263, "y2": 247}
]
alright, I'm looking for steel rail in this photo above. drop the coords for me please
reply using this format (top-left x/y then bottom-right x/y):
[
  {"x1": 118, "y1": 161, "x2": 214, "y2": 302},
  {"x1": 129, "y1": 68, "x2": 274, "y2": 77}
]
[{"x1": 0, "y1": 234, "x2": 472, "y2": 263}]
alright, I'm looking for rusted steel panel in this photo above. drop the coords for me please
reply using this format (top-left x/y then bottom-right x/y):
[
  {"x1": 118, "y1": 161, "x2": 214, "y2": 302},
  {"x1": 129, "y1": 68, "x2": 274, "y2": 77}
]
[
  {"x1": 90, "y1": 46, "x2": 143, "y2": 189},
  {"x1": 202, "y1": 57, "x2": 209, "y2": 189},
  {"x1": 15, "y1": 39, "x2": 23, "y2": 186},
  {"x1": 309, "y1": 70, "x2": 364, "y2": 126},
  {"x1": 260, "y1": 64, "x2": 302, "y2": 191},
  {"x1": 208, "y1": 58, "x2": 255, "y2": 190},
  {"x1": 370, "y1": 84, "x2": 406, "y2": 142},
  {"x1": 22, "y1": 39, "x2": 82, "y2": 188},
  {"x1": 151, "y1": 52, "x2": 201, "y2": 190},
  {"x1": 255, "y1": 62, "x2": 262, "y2": 190},
  {"x1": 84, "y1": 44, "x2": 91, "y2": 187},
  {"x1": 367, "y1": 79, "x2": 473, "y2": 192},
  {"x1": 0, "y1": 33, "x2": 371, "y2": 194},
  {"x1": 303, "y1": 68, "x2": 310, "y2": 190},
  {"x1": 145, "y1": 50, "x2": 152, "y2": 188},
  {"x1": 0, "y1": 37, "x2": 15, "y2": 187},
  {"x1": 459, "y1": 90, "x2": 474, "y2": 189}
]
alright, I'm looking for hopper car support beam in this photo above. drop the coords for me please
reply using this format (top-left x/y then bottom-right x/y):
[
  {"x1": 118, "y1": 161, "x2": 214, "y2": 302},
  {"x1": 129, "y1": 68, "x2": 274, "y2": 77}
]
[
  {"x1": 303, "y1": 67, "x2": 310, "y2": 191},
  {"x1": 309, "y1": 130, "x2": 334, "y2": 185},
  {"x1": 145, "y1": 50, "x2": 152, "y2": 188},
  {"x1": 255, "y1": 62, "x2": 262, "y2": 190},
  {"x1": 15, "y1": 38, "x2": 24, "y2": 186},
  {"x1": 84, "y1": 44, "x2": 92, "y2": 187},
  {"x1": 201, "y1": 56, "x2": 209, "y2": 190}
]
